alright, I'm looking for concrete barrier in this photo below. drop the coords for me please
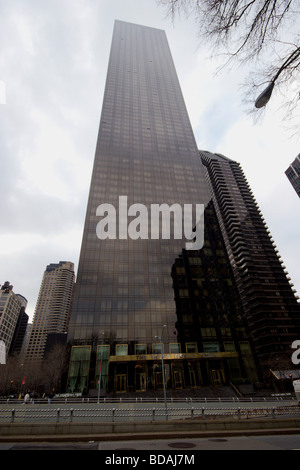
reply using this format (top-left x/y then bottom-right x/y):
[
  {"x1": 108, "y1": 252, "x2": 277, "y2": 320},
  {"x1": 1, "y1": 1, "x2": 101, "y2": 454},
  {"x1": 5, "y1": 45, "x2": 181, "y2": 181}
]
[{"x1": 1, "y1": 417, "x2": 300, "y2": 441}]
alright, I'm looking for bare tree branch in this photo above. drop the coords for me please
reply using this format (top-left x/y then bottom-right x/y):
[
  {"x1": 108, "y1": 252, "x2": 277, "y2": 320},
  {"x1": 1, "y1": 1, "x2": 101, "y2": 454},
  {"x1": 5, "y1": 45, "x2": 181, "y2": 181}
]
[{"x1": 157, "y1": 0, "x2": 300, "y2": 119}]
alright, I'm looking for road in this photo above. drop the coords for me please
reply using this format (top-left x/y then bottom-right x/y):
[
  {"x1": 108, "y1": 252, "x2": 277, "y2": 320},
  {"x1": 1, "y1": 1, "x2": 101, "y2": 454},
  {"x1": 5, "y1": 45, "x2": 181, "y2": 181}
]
[{"x1": 0, "y1": 434, "x2": 300, "y2": 450}]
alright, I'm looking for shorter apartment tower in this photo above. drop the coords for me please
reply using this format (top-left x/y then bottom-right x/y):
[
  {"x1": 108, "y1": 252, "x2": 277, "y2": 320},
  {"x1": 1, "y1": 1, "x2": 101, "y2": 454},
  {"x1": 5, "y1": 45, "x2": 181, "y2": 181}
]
[
  {"x1": 201, "y1": 151, "x2": 300, "y2": 379},
  {"x1": 24, "y1": 261, "x2": 75, "y2": 363},
  {"x1": 0, "y1": 282, "x2": 23, "y2": 359},
  {"x1": 285, "y1": 154, "x2": 300, "y2": 198}
]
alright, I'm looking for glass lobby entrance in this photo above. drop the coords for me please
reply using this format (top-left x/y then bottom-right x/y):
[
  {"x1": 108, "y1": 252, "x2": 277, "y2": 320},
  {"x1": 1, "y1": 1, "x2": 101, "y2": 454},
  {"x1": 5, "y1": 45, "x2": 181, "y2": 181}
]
[{"x1": 67, "y1": 345, "x2": 247, "y2": 394}]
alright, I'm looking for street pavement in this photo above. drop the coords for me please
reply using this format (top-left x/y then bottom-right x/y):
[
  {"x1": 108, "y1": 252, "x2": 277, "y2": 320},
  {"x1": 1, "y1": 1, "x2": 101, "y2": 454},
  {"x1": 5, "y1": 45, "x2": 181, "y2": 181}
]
[{"x1": 0, "y1": 433, "x2": 300, "y2": 450}]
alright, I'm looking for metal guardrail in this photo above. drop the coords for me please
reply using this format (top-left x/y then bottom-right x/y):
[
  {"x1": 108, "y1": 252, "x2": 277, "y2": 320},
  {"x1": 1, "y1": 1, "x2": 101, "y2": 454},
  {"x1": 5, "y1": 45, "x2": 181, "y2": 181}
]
[
  {"x1": 0, "y1": 394, "x2": 297, "y2": 405},
  {"x1": 0, "y1": 404, "x2": 299, "y2": 424}
]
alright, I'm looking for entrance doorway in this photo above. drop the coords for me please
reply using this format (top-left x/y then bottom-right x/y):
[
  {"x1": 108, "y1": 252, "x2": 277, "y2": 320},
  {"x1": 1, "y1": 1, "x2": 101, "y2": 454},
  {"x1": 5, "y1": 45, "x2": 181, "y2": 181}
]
[
  {"x1": 173, "y1": 370, "x2": 183, "y2": 389},
  {"x1": 115, "y1": 374, "x2": 127, "y2": 392},
  {"x1": 189, "y1": 369, "x2": 196, "y2": 388},
  {"x1": 136, "y1": 372, "x2": 147, "y2": 391},
  {"x1": 155, "y1": 372, "x2": 164, "y2": 390},
  {"x1": 209, "y1": 369, "x2": 224, "y2": 386},
  {"x1": 188, "y1": 362, "x2": 202, "y2": 387}
]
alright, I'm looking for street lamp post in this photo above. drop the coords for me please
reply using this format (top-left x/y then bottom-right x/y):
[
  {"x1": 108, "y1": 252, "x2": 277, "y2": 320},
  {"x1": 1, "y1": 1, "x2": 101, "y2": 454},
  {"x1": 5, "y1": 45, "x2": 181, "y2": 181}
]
[
  {"x1": 255, "y1": 46, "x2": 300, "y2": 108},
  {"x1": 97, "y1": 332, "x2": 104, "y2": 405},
  {"x1": 255, "y1": 81, "x2": 275, "y2": 108},
  {"x1": 155, "y1": 324, "x2": 168, "y2": 420}
]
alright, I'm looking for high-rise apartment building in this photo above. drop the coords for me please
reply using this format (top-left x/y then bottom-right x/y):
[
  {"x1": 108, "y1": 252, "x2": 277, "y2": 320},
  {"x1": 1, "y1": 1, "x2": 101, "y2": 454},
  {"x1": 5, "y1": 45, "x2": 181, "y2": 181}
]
[
  {"x1": 201, "y1": 151, "x2": 300, "y2": 376},
  {"x1": 285, "y1": 154, "x2": 300, "y2": 198},
  {"x1": 0, "y1": 282, "x2": 23, "y2": 359},
  {"x1": 25, "y1": 261, "x2": 74, "y2": 362}
]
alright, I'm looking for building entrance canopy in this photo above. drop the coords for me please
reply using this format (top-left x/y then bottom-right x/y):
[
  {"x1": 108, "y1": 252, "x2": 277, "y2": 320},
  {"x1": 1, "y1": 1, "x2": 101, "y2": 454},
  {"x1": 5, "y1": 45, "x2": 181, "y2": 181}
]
[{"x1": 109, "y1": 351, "x2": 238, "y2": 362}]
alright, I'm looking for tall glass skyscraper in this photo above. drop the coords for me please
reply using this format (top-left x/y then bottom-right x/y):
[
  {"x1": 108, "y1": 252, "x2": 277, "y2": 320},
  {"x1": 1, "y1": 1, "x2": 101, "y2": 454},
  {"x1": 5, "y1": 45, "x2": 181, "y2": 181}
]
[
  {"x1": 66, "y1": 21, "x2": 298, "y2": 395},
  {"x1": 67, "y1": 20, "x2": 216, "y2": 394}
]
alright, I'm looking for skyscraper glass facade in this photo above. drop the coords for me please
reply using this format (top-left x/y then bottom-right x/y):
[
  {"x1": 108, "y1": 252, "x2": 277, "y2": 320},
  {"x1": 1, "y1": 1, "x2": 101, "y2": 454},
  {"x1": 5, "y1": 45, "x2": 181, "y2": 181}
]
[
  {"x1": 68, "y1": 20, "x2": 211, "y2": 342},
  {"x1": 67, "y1": 20, "x2": 216, "y2": 393}
]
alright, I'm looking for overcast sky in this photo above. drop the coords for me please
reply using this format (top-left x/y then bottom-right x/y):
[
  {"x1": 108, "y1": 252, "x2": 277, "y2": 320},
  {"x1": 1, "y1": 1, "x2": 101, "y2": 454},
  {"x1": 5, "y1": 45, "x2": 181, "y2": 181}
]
[{"x1": 1, "y1": 0, "x2": 299, "y2": 322}]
